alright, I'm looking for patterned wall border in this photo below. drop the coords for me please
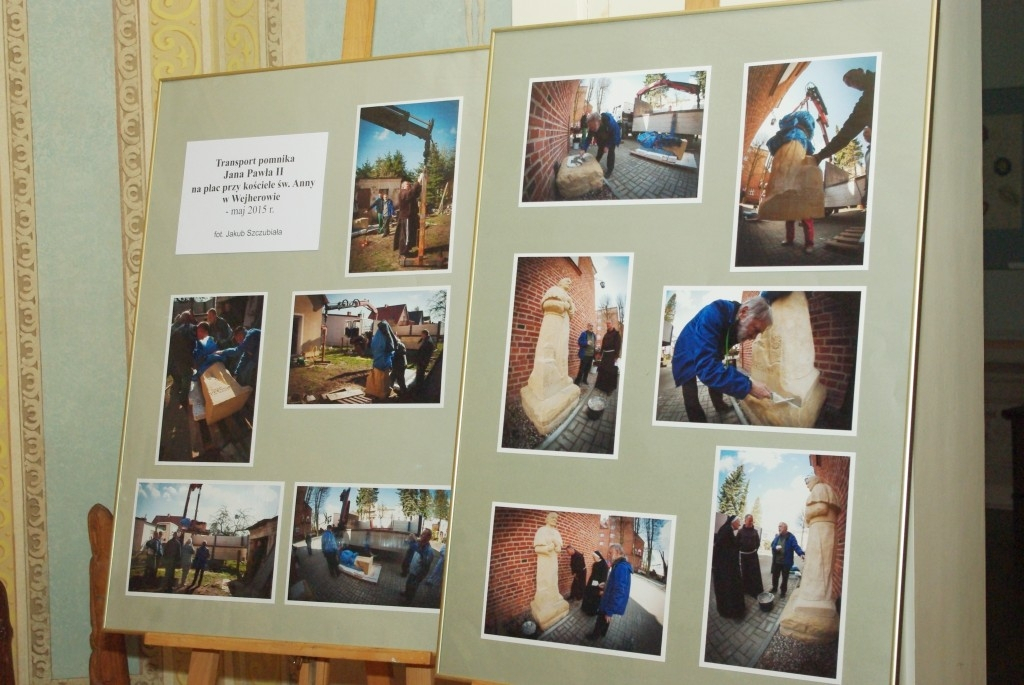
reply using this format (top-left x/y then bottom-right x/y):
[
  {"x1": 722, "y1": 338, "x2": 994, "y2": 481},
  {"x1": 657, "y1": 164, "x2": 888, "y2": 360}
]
[
  {"x1": 1, "y1": 0, "x2": 49, "y2": 680},
  {"x1": 109, "y1": 1, "x2": 287, "y2": 681}
]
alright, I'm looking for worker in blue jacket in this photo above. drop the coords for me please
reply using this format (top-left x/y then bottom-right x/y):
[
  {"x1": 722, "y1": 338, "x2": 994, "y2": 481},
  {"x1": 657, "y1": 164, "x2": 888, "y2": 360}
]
[
  {"x1": 671, "y1": 295, "x2": 774, "y2": 422},
  {"x1": 769, "y1": 522, "x2": 805, "y2": 597},
  {"x1": 586, "y1": 543, "x2": 632, "y2": 639}
]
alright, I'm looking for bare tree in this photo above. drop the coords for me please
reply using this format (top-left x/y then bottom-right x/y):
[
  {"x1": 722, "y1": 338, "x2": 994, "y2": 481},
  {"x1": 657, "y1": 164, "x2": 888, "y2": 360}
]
[
  {"x1": 594, "y1": 77, "x2": 612, "y2": 112},
  {"x1": 304, "y1": 487, "x2": 331, "y2": 534}
]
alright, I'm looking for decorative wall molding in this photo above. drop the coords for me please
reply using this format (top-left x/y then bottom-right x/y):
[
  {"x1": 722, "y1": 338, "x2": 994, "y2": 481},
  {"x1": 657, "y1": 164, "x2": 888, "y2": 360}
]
[
  {"x1": 108, "y1": 0, "x2": 288, "y2": 681},
  {"x1": 1, "y1": 0, "x2": 48, "y2": 680}
]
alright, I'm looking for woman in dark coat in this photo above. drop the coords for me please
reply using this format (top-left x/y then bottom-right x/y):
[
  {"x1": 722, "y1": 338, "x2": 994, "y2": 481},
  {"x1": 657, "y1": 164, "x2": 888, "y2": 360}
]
[
  {"x1": 712, "y1": 515, "x2": 745, "y2": 618},
  {"x1": 581, "y1": 550, "x2": 609, "y2": 615}
]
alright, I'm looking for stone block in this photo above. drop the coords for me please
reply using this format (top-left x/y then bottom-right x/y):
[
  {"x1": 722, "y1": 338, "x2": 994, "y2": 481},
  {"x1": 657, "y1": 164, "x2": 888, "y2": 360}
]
[
  {"x1": 778, "y1": 589, "x2": 840, "y2": 643},
  {"x1": 556, "y1": 153, "x2": 604, "y2": 199}
]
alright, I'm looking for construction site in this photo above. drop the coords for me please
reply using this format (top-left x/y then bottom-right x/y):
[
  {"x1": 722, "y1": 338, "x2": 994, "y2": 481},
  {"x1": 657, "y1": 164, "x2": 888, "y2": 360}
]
[
  {"x1": 735, "y1": 56, "x2": 877, "y2": 268},
  {"x1": 287, "y1": 291, "x2": 445, "y2": 405},
  {"x1": 522, "y1": 69, "x2": 706, "y2": 203}
]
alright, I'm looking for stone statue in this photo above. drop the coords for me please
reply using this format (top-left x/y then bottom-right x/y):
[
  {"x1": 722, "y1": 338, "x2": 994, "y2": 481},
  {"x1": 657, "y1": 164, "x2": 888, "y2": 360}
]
[
  {"x1": 745, "y1": 291, "x2": 826, "y2": 428},
  {"x1": 780, "y1": 473, "x2": 842, "y2": 642},
  {"x1": 800, "y1": 474, "x2": 840, "y2": 601},
  {"x1": 520, "y1": 278, "x2": 581, "y2": 435},
  {"x1": 529, "y1": 512, "x2": 570, "y2": 630}
]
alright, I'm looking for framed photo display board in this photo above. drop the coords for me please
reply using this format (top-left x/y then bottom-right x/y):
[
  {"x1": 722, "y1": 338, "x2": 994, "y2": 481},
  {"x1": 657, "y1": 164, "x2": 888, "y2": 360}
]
[
  {"x1": 104, "y1": 47, "x2": 488, "y2": 651},
  {"x1": 438, "y1": 1, "x2": 936, "y2": 683}
]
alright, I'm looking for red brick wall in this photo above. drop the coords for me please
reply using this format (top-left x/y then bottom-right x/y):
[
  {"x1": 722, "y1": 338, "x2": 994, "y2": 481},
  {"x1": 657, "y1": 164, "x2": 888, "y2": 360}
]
[
  {"x1": 740, "y1": 146, "x2": 770, "y2": 203},
  {"x1": 506, "y1": 257, "x2": 597, "y2": 403},
  {"x1": 810, "y1": 454, "x2": 850, "y2": 601},
  {"x1": 743, "y1": 63, "x2": 810, "y2": 151},
  {"x1": 808, "y1": 291, "x2": 860, "y2": 410},
  {"x1": 485, "y1": 508, "x2": 635, "y2": 632},
  {"x1": 523, "y1": 79, "x2": 581, "y2": 202}
]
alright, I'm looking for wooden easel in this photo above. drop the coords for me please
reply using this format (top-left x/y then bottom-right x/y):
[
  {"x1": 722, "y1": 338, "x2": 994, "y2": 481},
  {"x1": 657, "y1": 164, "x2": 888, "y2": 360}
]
[{"x1": 143, "y1": 632, "x2": 434, "y2": 685}]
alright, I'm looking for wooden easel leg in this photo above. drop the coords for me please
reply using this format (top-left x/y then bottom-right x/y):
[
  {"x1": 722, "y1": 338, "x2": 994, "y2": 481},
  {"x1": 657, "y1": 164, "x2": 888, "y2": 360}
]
[
  {"x1": 365, "y1": 661, "x2": 394, "y2": 685},
  {"x1": 406, "y1": 664, "x2": 434, "y2": 685},
  {"x1": 188, "y1": 649, "x2": 220, "y2": 685},
  {"x1": 298, "y1": 658, "x2": 331, "y2": 685}
]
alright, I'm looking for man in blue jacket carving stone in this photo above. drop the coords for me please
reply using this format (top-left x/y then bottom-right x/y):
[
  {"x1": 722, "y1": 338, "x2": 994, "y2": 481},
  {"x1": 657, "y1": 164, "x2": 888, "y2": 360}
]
[{"x1": 671, "y1": 295, "x2": 774, "y2": 422}]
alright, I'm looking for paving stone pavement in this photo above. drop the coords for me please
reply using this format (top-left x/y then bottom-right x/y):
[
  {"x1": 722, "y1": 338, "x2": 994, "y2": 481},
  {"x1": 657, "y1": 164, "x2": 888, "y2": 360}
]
[
  {"x1": 539, "y1": 367, "x2": 618, "y2": 454},
  {"x1": 702, "y1": 556, "x2": 838, "y2": 679},
  {"x1": 534, "y1": 574, "x2": 666, "y2": 656},
  {"x1": 734, "y1": 209, "x2": 866, "y2": 268},
  {"x1": 287, "y1": 541, "x2": 441, "y2": 610},
  {"x1": 702, "y1": 555, "x2": 790, "y2": 668},
  {"x1": 603, "y1": 138, "x2": 701, "y2": 200},
  {"x1": 655, "y1": 364, "x2": 743, "y2": 425}
]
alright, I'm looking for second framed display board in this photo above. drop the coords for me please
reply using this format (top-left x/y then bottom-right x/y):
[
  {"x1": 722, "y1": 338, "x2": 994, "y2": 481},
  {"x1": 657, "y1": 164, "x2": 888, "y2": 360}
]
[
  {"x1": 104, "y1": 47, "x2": 487, "y2": 651},
  {"x1": 438, "y1": 1, "x2": 935, "y2": 683}
]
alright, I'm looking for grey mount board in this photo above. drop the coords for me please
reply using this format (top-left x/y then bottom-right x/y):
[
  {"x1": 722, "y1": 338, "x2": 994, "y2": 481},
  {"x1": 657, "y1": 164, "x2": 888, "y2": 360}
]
[
  {"x1": 437, "y1": 1, "x2": 935, "y2": 683},
  {"x1": 105, "y1": 47, "x2": 487, "y2": 651}
]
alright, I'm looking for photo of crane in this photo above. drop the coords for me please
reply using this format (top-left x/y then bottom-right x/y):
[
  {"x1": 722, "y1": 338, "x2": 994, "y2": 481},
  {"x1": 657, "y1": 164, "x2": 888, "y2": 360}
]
[
  {"x1": 348, "y1": 98, "x2": 462, "y2": 274},
  {"x1": 733, "y1": 53, "x2": 880, "y2": 270}
]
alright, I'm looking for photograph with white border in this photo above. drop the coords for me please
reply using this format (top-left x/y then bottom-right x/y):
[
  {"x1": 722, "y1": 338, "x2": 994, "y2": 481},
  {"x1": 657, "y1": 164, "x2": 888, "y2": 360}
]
[
  {"x1": 700, "y1": 447, "x2": 853, "y2": 682},
  {"x1": 157, "y1": 293, "x2": 265, "y2": 465},
  {"x1": 499, "y1": 254, "x2": 632, "y2": 457},
  {"x1": 520, "y1": 68, "x2": 708, "y2": 205},
  {"x1": 286, "y1": 484, "x2": 450, "y2": 612},
  {"x1": 347, "y1": 98, "x2": 462, "y2": 275},
  {"x1": 126, "y1": 479, "x2": 284, "y2": 602},
  {"x1": 286, "y1": 286, "x2": 448, "y2": 406},
  {"x1": 654, "y1": 287, "x2": 862, "y2": 433},
  {"x1": 482, "y1": 502, "x2": 674, "y2": 661},
  {"x1": 733, "y1": 53, "x2": 880, "y2": 271}
]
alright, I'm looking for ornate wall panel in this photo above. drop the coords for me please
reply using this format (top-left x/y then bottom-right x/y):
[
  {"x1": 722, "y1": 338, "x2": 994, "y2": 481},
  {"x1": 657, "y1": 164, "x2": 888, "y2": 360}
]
[
  {"x1": 1, "y1": 0, "x2": 47, "y2": 680},
  {"x1": 108, "y1": 1, "x2": 288, "y2": 681}
]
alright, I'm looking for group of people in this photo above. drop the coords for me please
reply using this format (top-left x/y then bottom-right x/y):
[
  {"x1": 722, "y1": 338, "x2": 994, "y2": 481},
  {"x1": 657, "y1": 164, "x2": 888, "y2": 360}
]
[
  {"x1": 563, "y1": 543, "x2": 632, "y2": 641},
  {"x1": 142, "y1": 529, "x2": 211, "y2": 592},
  {"x1": 366, "y1": 176, "x2": 423, "y2": 257},
  {"x1": 574, "y1": 320, "x2": 622, "y2": 393},
  {"x1": 168, "y1": 306, "x2": 262, "y2": 405},
  {"x1": 367, "y1": 323, "x2": 436, "y2": 401},
  {"x1": 315, "y1": 525, "x2": 442, "y2": 605},
  {"x1": 711, "y1": 513, "x2": 806, "y2": 618}
]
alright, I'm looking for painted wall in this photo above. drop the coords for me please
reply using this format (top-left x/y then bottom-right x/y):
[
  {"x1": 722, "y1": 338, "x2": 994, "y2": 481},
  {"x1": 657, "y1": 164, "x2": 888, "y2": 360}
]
[{"x1": 26, "y1": 2, "x2": 126, "y2": 679}]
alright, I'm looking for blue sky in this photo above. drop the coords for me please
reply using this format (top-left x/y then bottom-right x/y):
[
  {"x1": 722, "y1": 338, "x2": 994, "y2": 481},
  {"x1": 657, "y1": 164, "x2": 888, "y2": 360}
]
[
  {"x1": 561, "y1": 68, "x2": 705, "y2": 115},
  {"x1": 301, "y1": 486, "x2": 450, "y2": 525},
  {"x1": 715, "y1": 448, "x2": 847, "y2": 540},
  {"x1": 662, "y1": 287, "x2": 751, "y2": 343},
  {"x1": 323, "y1": 287, "x2": 447, "y2": 318},
  {"x1": 134, "y1": 481, "x2": 282, "y2": 524},
  {"x1": 590, "y1": 254, "x2": 632, "y2": 311},
  {"x1": 355, "y1": 98, "x2": 461, "y2": 172},
  {"x1": 750, "y1": 54, "x2": 878, "y2": 153}
]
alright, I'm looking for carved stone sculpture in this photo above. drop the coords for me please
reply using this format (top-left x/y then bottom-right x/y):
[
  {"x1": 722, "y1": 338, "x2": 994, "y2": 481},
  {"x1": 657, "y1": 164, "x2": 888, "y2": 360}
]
[
  {"x1": 530, "y1": 512, "x2": 570, "y2": 630},
  {"x1": 780, "y1": 475, "x2": 841, "y2": 642},
  {"x1": 742, "y1": 291, "x2": 826, "y2": 427},
  {"x1": 520, "y1": 278, "x2": 581, "y2": 434}
]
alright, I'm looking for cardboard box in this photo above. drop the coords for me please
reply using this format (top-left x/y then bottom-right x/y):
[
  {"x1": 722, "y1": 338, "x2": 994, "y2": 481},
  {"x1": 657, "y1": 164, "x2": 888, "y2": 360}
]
[
  {"x1": 200, "y1": 362, "x2": 253, "y2": 424},
  {"x1": 355, "y1": 555, "x2": 374, "y2": 575}
]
